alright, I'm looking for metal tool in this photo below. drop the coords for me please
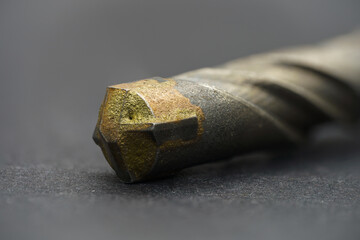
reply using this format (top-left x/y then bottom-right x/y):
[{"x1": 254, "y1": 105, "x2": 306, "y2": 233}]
[{"x1": 93, "y1": 32, "x2": 360, "y2": 183}]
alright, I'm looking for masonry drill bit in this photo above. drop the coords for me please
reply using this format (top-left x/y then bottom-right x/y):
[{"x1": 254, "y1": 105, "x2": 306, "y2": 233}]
[{"x1": 93, "y1": 31, "x2": 360, "y2": 183}]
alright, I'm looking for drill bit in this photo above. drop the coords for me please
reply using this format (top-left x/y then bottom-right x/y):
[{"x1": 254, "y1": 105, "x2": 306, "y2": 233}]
[{"x1": 93, "y1": 31, "x2": 360, "y2": 183}]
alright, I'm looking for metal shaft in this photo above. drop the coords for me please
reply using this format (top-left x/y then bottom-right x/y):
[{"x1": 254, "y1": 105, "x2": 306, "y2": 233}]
[{"x1": 93, "y1": 32, "x2": 360, "y2": 183}]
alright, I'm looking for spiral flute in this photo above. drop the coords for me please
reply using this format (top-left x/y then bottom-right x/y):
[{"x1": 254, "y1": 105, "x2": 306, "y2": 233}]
[{"x1": 93, "y1": 32, "x2": 360, "y2": 182}]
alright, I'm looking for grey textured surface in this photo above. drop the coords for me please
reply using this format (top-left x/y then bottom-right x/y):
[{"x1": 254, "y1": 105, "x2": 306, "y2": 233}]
[
  {"x1": 1, "y1": 127, "x2": 360, "y2": 240},
  {"x1": 1, "y1": 0, "x2": 360, "y2": 239}
]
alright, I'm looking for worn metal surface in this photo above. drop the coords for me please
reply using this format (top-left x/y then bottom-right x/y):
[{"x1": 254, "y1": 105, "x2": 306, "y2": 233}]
[{"x1": 94, "y1": 32, "x2": 360, "y2": 182}]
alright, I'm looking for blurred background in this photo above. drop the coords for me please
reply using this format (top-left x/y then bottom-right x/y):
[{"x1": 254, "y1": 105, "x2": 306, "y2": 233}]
[{"x1": 0, "y1": 0, "x2": 360, "y2": 240}]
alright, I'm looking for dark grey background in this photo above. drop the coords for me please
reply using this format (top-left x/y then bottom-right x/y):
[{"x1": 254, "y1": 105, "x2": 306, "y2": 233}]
[{"x1": 1, "y1": 0, "x2": 360, "y2": 239}]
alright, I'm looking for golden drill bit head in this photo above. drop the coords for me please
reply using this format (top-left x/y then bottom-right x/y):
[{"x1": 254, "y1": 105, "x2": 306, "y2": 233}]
[{"x1": 93, "y1": 77, "x2": 204, "y2": 182}]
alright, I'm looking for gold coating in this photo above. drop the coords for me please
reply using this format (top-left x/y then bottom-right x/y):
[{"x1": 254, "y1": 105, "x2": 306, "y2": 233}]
[{"x1": 94, "y1": 78, "x2": 204, "y2": 181}]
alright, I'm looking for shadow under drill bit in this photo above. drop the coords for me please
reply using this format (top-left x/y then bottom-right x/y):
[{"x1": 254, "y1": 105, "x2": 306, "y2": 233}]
[
  {"x1": 95, "y1": 123, "x2": 360, "y2": 198},
  {"x1": 4, "y1": 124, "x2": 357, "y2": 200}
]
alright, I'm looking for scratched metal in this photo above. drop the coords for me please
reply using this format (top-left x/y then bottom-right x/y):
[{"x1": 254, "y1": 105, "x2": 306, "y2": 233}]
[{"x1": 94, "y1": 32, "x2": 360, "y2": 182}]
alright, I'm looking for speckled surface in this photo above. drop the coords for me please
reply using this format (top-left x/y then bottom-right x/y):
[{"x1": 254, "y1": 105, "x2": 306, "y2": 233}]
[
  {"x1": 1, "y1": 125, "x2": 360, "y2": 240},
  {"x1": 1, "y1": 1, "x2": 360, "y2": 239}
]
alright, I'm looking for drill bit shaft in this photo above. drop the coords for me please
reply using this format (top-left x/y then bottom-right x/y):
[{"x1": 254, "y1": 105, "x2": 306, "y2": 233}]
[{"x1": 93, "y1": 32, "x2": 360, "y2": 183}]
